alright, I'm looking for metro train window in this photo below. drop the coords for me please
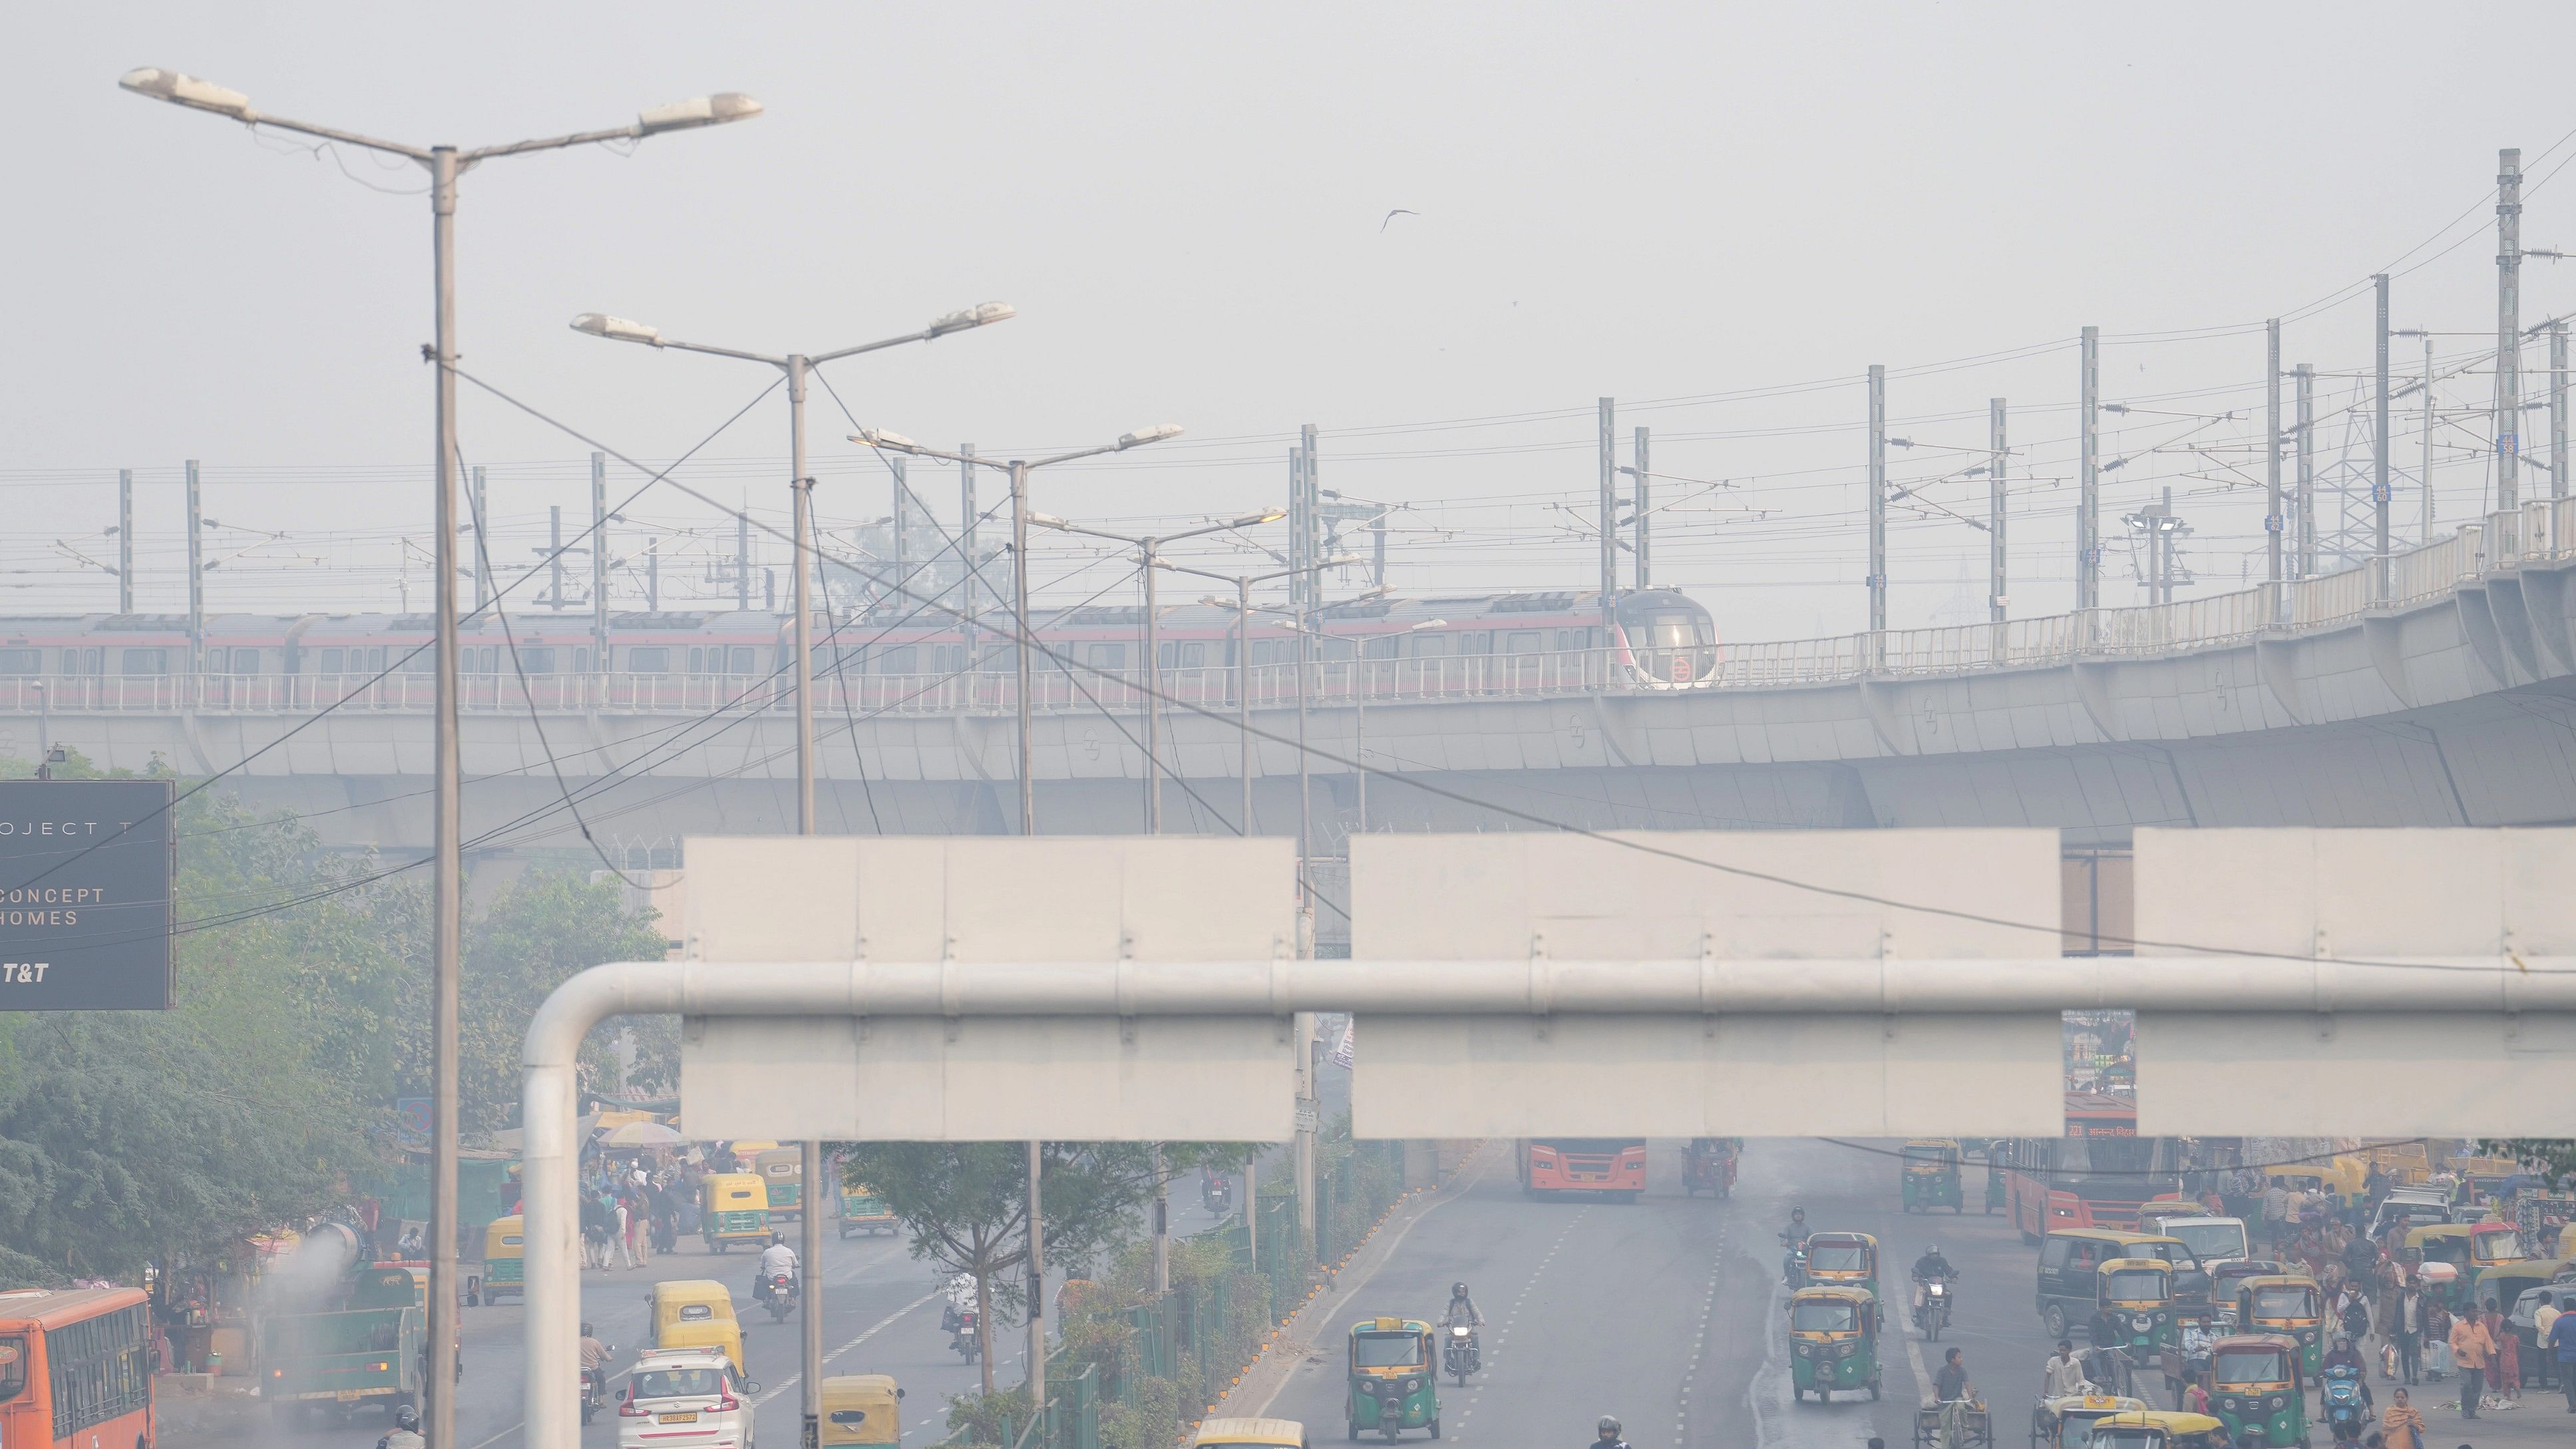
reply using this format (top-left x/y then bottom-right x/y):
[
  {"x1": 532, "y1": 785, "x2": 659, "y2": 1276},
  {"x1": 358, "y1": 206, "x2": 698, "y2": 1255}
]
[
  {"x1": 64, "y1": 648, "x2": 102, "y2": 676},
  {"x1": 1411, "y1": 634, "x2": 1450, "y2": 658},
  {"x1": 687, "y1": 648, "x2": 705, "y2": 673},
  {"x1": 518, "y1": 648, "x2": 555, "y2": 674},
  {"x1": 232, "y1": 650, "x2": 261, "y2": 674},
  {"x1": 1501, "y1": 630, "x2": 1542, "y2": 654},
  {"x1": 1556, "y1": 629, "x2": 1590, "y2": 650},
  {"x1": 1458, "y1": 632, "x2": 1491, "y2": 654},
  {"x1": 0, "y1": 650, "x2": 38, "y2": 675},
  {"x1": 627, "y1": 648, "x2": 669, "y2": 672},
  {"x1": 572, "y1": 648, "x2": 590, "y2": 672},
  {"x1": 319, "y1": 648, "x2": 345, "y2": 673},
  {"x1": 203, "y1": 647, "x2": 226, "y2": 672},
  {"x1": 880, "y1": 646, "x2": 918, "y2": 674},
  {"x1": 729, "y1": 647, "x2": 755, "y2": 674},
  {"x1": 1178, "y1": 642, "x2": 1205, "y2": 667},
  {"x1": 122, "y1": 648, "x2": 167, "y2": 674},
  {"x1": 1084, "y1": 643, "x2": 1126, "y2": 670},
  {"x1": 367, "y1": 648, "x2": 386, "y2": 672}
]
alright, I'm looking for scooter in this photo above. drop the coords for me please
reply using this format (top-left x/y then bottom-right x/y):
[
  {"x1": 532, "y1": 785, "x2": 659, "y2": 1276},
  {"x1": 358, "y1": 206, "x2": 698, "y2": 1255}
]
[
  {"x1": 2322, "y1": 1360, "x2": 2367, "y2": 1444},
  {"x1": 1779, "y1": 1233, "x2": 1809, "y2": 1288},
  {"x1": 1442, "y1": 1323, "x2": 1480, "y2": 1384},
  {"x1": 952, "y1": 1307, "x2": 982, "y2": 1362}
]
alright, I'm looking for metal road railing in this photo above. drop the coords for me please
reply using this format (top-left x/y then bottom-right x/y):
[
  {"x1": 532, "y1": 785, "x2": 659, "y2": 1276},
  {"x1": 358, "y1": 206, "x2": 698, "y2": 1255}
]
[{"x1": 4, "y1": 498, "x2": 2572, "y2": 720}]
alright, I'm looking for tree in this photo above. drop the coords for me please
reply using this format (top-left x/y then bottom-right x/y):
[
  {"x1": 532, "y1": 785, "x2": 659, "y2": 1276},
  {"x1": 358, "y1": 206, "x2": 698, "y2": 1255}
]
[
  {"x1": 840, "y1": 1142, "x2": 1166, "y2": 1395},
  {"x1": 0, "y1": 755, "x2": 412, "y2": 1280},
  {"x1": 382, "y1": 869, "x2": 669, "y2": 1134}
]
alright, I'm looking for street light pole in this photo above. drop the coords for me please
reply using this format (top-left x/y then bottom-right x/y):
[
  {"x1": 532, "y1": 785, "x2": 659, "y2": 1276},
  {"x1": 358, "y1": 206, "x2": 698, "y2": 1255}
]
[
  {"x1": 122, "y1": 69, "x2": 762, "y2": 1449},
  {"x1": 571, "y1": 304, "x2": 1011, "y2": 1442},
  {"x1": 1157, "y1": 555, "x2": 1356, "y2": 841},
  {"x1": 1033, "y1": 511, "x2": 1284, "y2": 834},
  {"x1": 851, "y1": 426, "x2": 1185, "y2": 837}
]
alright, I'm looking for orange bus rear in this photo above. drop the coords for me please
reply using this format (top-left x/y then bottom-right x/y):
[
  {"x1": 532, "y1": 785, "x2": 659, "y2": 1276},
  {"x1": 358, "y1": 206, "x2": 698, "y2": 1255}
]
[
  {"x1": 1517, "y1": 1139, "x2": 1647, "y2": 1200},
  {"x1": 0, "y1": 1285, "x2": 156, "y2": 1448}
]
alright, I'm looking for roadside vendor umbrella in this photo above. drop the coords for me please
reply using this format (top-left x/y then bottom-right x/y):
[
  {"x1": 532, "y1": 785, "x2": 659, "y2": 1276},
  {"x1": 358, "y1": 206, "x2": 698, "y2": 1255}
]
[{"x1": 603, "y1": 1120, "x2": 682, "y2": 1147}]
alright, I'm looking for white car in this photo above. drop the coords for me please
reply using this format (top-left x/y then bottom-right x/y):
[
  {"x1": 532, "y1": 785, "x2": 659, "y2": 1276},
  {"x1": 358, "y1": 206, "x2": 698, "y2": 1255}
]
[{"x1": 618, "y1": 1346, "x2": 760, "y2": 1449}]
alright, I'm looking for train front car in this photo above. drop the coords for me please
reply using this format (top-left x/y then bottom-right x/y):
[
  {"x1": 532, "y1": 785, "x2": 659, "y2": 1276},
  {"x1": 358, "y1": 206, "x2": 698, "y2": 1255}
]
[{"x1": 1608, "y1": 589, "x2": 1718, "y2": 688}]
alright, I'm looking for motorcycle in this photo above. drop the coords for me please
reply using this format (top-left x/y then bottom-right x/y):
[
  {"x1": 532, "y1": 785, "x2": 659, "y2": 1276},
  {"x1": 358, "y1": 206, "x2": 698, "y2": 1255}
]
[
  {"x1": 762, "y1": 1272, "x2": 799, "y2": 1324},
  {"x1": 579, "y1": 1344, "x2": 615, "y2": 1426},
  {"x1": 1779, "y1": 1233, "x2": 1809, "y2": 1288},
  {"x1": 2322, "y1": 1361, "x2": 2366, "y2": 1444},
  {"x1": 1202, "y1": 1175, "x2": 1234, "y2": 1215},
  {"x1": 1442, "y1": 1323, "x2": 1479, "y2": 1384},
  {"x1": 952, "y1": 1307, "x2": 982, "y2": 1362},
  {"x1": 1912, "y1": 1276, "x2": 1953, "y2": 1341}
]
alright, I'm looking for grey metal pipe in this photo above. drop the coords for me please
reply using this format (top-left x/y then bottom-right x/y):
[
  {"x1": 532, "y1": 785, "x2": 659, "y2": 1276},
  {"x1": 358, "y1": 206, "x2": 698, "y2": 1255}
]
[{"x1": 520, "y1": 951, "x2": 2574, "y2": 1447}]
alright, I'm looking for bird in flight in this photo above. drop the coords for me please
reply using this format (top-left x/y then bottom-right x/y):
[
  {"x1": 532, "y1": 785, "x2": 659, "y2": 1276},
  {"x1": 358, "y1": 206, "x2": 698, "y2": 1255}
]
[{"x1": 1380, "y1": 208, "x2": 1419, "y2": 232}]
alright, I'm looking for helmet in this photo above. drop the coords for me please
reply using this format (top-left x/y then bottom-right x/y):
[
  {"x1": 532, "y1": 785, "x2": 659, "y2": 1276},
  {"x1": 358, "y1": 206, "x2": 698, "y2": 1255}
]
[
  {"x1": 1925, "y1": 1245, "x2": 1940, "y2": 1256},
  {"x1": 395, "y1": 1404, "x2": 421, "y2": 1430},
  {"x1": 1597, "y1": 1416, "x2": 1622, "y2": 1438},
  {"x1": 772, "y1": 1232, "x2": 787, "y2": 1246},
  {"x1": 1451, "y1": 1283, "x2": 1469, "y2": 1297},
  {"x1": 1790, "y1": 1205, "x2": 1805, "y2": 1217},
  {"x1": 580, "y1": 1321, "x2": 594, "y2": 1337}
]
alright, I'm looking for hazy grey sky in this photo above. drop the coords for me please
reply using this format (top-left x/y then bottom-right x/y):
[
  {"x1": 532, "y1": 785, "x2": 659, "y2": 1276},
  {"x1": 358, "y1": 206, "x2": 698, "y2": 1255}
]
[{"x1": 8, "y1": 3, "x2": 2576, "y2": 638}]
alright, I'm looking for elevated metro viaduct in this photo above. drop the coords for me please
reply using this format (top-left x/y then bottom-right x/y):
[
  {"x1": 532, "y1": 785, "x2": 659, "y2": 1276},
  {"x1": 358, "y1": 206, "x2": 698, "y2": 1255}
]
[{"x1": 9, "y1": 511, "x2": 2576, "y2": 865}]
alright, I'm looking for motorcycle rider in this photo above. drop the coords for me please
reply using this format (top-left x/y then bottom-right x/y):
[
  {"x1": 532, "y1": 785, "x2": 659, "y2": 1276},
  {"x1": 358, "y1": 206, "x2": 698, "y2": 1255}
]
[
  {"x1": 755, "y1": 1231, "x2": 800, "y2": 1307},
  {"x1": 1592, "y1": 1414, "x2": 1629, "y2": 1449},
  {"x1": 1780, "y1": 1206, "x2": 1810, "y2": 1248},
  {"x1": 2322, "y1": 1333, "x2": 2374, "y2": 1413},
  {"x1": 578, "y1": 1321, "x2": 611, "y2": 1403},
  {"x1": 377, "y1": 1402, "x2": 426, "y2": 1449},
  {"x1": 1911, "y1": 1243, "x2": 1958, "y2": 1318},
  {"x1": 1445, "y1": 1282, "x2": 1485, "y2": 1331}
]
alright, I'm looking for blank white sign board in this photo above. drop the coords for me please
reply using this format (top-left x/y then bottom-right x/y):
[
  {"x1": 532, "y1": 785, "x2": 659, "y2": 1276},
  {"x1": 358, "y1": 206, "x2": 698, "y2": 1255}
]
[
  {"x1": 1350, "y1": 831, "x2": 2066, "y2": 1137},
  {"x1": 2133, "y1": 827, "x2": 2576, "y2": 1134},
  {"x1": 678, "y1": 836, "x2": 1299, "y2": 1141}
]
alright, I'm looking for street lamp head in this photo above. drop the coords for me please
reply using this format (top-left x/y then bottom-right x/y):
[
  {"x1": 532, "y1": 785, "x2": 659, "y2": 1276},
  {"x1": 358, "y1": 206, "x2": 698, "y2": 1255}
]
[
  {"x1": 636, "y1": 93, "x2": 764, "y2": 135},
  {"x1": 1324, "y1": 554, "x2": 1364, "y2": 568},
  {"x1": 1232, "y1": 509, "x2": 1288, "y2": 528},
  {"x1": 1115, "y1": 423, "x2": 1185, "y2": 451},
  {"x1": 929, "y1": 301, "x2": 1017, "y2": 337},
  {"x1": 570, "y1": 313, "x2": 663, "y2": 346},
  {"x1": 1028, "y1": 513, "x2": 1071, "y2": 530},
  {"x1": 119, "y1": 67, "x2": 253, "y2": 119},
  {"x1": 850, "y1": 429, "x2": 920, "y2": 454},
  {"x1": 1412, "y1": 619, "x2": 1449, "y2": 631}
]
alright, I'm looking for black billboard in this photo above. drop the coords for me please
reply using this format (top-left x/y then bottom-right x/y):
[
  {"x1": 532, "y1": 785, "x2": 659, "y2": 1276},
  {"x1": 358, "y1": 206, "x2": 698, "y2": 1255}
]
[{"x1": 0, "y1": 779, "x2": 176, "y2": 1010}]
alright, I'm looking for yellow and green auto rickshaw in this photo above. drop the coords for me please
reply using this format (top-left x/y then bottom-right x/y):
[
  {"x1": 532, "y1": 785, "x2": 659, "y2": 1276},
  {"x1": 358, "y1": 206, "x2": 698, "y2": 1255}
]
[
  {"x1": 2085, "y1": 1409, "x2": 2231, "y2": 1449},
  {"x1": 838, "y1": 1183, "x2": 898, "y2": 1239},
  {"x1": 2031, "y1": 1393, "x2": 2149, "y2": 1449},
  {"x1": 2231, "y1": 1275, "x2": 2322, "y2": 1378},
  {"x1": 647, "y1": 1278, "x2": 745, "y2": 1374},
  {"x1": 756, "y1": 1147, "x2": 804, "y2": 1221},
  {"x1": 1786, "y1": 1286, "x2": 1883, "y2": 1403},
  {"x1": 819, "y1": 1372, "x2": 904, "y2": 1447},
  {"x1": 479, "y1": 1214, "x2": 524, "y2": 1305},
  {"x1": 1901, "y1": 1139, "x2": 1966, "y2": 1214},
  {"x1": 2094, "y1": 1259, "x2": 2179, "y2": 1358},
  {"x1": 701, "y1": 1172, "x2": 770, "y2": 1254},
  {"x1": 1344, "y1": 1317, "x2": 1438, "y2": 1442},
  {"x1": 2205, "y1": 1335, "x2": 2306, "y2": 1448},
  {"x1": 1801, "y1": 1232, "x2": 1880, "y2": 1300}
]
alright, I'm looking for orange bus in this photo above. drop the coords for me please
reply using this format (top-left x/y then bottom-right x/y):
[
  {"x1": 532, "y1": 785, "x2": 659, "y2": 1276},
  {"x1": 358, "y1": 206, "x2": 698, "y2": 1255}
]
[
  {"x1": 1996, "y1": 1093, "x2": 2185, "y2": 1240},
  {"x1": 0, "y1": 1285, "x2": 156, "y2": 1448},
  {"x1": 1517, "y1": 1139, "x2": 1647, "y2": 1201}
]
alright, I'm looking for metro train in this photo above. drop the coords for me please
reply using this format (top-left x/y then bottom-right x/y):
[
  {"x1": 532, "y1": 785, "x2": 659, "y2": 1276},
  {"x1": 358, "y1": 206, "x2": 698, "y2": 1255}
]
[{"x1": 0, "y1": 586, "x2": 1720, "y2": 692}]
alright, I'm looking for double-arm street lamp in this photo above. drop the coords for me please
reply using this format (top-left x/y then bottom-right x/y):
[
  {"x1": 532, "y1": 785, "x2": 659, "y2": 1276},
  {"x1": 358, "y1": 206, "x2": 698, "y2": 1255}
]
[
  {"x1": 120, "y1": 67, "x2": 761, "y2": 1449},
  {"x1": 1153, "y1": 556, "x2": 1355, "y2": 838},
  {"x1": 850, "y1": 425, "x2": 1184, "y2": 834},
  {"x1": 570, "y1": 302, "x2": 1010, "y2": 1449},
  {"x1": 1029, "y1": 510, "x2": 1283, "y2": 832}
]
